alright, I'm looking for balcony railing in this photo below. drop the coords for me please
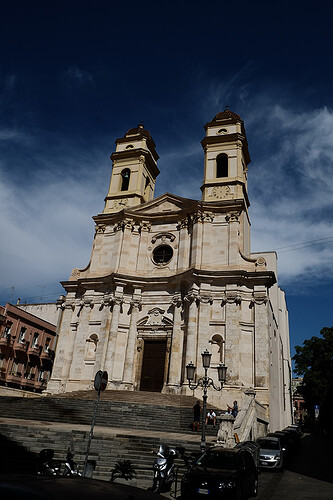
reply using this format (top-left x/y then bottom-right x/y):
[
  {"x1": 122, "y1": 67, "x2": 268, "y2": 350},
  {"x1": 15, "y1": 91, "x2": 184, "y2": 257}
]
[
  {"x1": 0, "y1": 334, "x2": 14, "y2": 347},
  {"x1": 13, "y1": 339, "x2": 28, "y2": 353},
  {"x1": 6, "y1": 372, "x2": 23, "y2": 384},
  {"x1": 27, "y1": 344, "x2": 42, "y2": 356}
]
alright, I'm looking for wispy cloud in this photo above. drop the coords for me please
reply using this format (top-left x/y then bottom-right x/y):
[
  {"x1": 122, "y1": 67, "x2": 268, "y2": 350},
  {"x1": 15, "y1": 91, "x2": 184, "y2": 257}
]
[{"x1": 63, "y1": 66, "x2": 94, "y2": 86}]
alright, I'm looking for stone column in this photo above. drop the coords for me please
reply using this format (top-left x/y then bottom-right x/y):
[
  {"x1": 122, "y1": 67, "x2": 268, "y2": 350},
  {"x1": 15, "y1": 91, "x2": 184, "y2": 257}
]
[
  {"x1": 253, "y1": 289, "x2": 269, "y2": 392},
  {"x1": 223, "y1": 288, "x2": 241, "y2": 385},
  {"x1": 122, "y1": 291, "x2": 142, "y2": 386},
  {"x1": 190, "y1": 212, "x2": 203, "y2": 268},
  {"x1": 104, "y1": 294, "x2": 123, "y2": 379},
  {"x1": 47, "y1": 297, "x2": 76, "y2": 393},
  {"x1": 93, "y1": 293, "x2": 112, "y2": 371},
  {"x1": 167, "y1": 293, "x2": 184, "y2": 389},
  {"x1": 176, "y1": 218, "x2": 190, "y2": 272},
  {"x1": 68, "y1": 296, "x2": 94, "y2": 381},
  {"x1": 196, "y1": 292, "x2": 213, "y2": 378},
  {"x1": 136, "y1": 221, "x2": 151, "y2": 272},
  {"x1": 226, "y1": 212, "x2": 240, "y2": 265},
  {"x1": 184, "y1": 287, "x2": 199, "y2": 366},
  {"x1": 118, "y1": 219, "x2": 134, "y2": 272}
]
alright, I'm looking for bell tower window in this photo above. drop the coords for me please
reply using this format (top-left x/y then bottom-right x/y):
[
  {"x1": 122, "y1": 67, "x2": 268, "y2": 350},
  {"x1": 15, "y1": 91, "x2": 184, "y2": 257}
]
[
  {"x1": 216, "y1": 154, "x2": 228, "y2": 178},
  {"x1": 121, "y1": 169, "x2": 131, "y2": 191}
]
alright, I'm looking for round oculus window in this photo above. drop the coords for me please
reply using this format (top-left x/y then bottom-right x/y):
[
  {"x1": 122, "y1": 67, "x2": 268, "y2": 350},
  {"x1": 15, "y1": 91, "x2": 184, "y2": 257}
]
[{"x1": 153, "y1": 245, "x2": 173, "y2": 265}]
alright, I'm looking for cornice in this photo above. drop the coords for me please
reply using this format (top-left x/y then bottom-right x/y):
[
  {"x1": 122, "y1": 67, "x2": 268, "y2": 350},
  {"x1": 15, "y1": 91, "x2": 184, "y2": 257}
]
[{"x1": 60, "y1": 267, "x2": 276, "y2": 292}]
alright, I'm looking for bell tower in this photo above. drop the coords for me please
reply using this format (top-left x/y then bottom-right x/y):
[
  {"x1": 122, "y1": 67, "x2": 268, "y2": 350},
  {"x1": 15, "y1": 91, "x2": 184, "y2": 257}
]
[
  {"x1": 200, "y1": 109, "x2": 251, "y2": 207},
  {"x1": 103, "y1": 124, "x2": 160, "y2": 213}
]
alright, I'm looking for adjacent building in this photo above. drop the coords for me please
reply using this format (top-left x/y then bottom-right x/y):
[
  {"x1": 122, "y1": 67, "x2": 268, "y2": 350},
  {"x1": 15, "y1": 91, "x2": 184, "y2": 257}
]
[
  {"x1": 0, "y1": 303, "x2": 56, "y2": 393},
  {"x1": 47, "y1": 110, "x2": 292, "y2": 430}
]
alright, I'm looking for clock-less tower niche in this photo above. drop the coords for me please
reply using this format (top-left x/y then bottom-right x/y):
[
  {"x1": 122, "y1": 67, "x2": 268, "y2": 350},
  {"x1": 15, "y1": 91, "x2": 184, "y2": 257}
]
[{"x1": 104, "y1": 123, "x2": 160, "y2": 213}]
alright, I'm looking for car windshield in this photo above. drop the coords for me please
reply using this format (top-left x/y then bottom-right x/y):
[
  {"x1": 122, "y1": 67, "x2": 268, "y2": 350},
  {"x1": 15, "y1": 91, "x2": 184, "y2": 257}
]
[
  {"x1": 196, "y1": 450, "x2": 241, "y2": 470},
  {"x1": 257, "y1": 439, "x2": 280, "y2": 450}
]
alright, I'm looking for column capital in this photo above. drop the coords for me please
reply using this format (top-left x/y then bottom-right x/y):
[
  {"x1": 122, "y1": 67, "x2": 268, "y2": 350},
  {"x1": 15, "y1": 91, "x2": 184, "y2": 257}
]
[
  {"x1": 225, "y1": 212, "x2": 240, "y2": 223},
  {"x1": 221, "y1": 291, "x2": 242, "y2": 305},
  {"x1": 251, "y1": 292, "x2": 268, "y2": 305},
  {"x1": 197, "y1": 293, "x2": 213, "y2": 305},
  {"x1": 171, "y1": 293, "x2": 183, "y2": 307}
]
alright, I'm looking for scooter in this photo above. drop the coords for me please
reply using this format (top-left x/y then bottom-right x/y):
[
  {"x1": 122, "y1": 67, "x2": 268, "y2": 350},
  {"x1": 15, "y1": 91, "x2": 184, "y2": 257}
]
[
  {"x1": 152, "y1": 444, "x2": 178, "y2": 493},
  {"x1": 37, "y1": 448, "x2": 61, "y2": 476},
  {"x1": 63, "y1": 449, "x2": 81, "y2": 477}
]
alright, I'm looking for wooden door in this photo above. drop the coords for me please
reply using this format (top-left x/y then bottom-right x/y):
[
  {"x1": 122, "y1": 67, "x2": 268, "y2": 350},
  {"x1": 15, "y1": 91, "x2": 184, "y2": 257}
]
[{"x1": 140, "y1": 340, "x2": 167, "y2": 392}]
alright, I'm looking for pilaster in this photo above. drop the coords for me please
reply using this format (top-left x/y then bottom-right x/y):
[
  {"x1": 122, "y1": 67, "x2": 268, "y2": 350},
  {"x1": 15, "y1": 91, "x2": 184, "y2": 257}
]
[
  {"x1": 167, "y1": 293, "x2": 184, "y2": 388},
  {"x1": 223, "y1": 287, "x2": 241, "y2": 384}
]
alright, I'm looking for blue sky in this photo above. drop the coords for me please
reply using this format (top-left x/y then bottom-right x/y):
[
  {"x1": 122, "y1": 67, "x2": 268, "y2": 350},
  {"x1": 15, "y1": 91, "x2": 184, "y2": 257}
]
[{"x1": 1, "y1": 1, "x2": 333, "y2": 363}]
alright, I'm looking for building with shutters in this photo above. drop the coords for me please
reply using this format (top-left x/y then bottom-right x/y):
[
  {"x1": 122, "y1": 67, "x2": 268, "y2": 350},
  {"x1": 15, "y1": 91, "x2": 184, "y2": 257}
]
[{"x1": 47, "y1": 110, "x2": 292, "y2": 430}]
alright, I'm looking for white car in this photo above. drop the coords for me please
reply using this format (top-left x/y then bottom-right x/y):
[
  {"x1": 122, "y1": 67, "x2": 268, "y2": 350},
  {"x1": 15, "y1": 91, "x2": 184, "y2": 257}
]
[{"x1": 256, "y1": 436, "x2": 286, "y2": 470}]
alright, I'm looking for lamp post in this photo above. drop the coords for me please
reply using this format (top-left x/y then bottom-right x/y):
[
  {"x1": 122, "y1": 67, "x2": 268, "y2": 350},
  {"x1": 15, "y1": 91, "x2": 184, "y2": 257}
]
[{"x1": 186, "y1": 350, "x2": 227, "y2": 452}]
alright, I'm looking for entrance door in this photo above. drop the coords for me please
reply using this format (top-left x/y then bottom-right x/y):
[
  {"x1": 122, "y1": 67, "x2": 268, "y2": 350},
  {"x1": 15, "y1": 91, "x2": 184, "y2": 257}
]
[{"x1": 140, "y1": 340, "x2": 167, "y2": 392}]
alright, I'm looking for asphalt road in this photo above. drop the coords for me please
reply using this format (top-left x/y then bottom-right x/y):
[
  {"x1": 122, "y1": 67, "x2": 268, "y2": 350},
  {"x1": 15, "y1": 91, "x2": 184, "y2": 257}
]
[{"x1": 257, "y1": 433, "x2": 333, "y2": 499}]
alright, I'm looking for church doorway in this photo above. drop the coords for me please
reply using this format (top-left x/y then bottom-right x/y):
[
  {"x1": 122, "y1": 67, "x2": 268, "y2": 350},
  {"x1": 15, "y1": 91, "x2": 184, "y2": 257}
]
[{"x1": 140, "y1": 340, "x2": 167, "y2": 392}]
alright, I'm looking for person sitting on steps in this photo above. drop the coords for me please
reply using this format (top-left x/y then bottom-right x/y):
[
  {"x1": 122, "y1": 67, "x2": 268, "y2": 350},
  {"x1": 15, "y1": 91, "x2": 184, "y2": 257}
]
[{"x1": 206, "y1": 409, "x2": 217, "y2": 427}]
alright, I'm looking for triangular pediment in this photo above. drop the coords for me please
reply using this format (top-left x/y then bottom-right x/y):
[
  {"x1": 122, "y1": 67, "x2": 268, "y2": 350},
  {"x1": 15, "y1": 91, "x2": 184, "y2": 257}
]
[{"x1": 127, "y1": 193, "x2": 198, "y2": 216}]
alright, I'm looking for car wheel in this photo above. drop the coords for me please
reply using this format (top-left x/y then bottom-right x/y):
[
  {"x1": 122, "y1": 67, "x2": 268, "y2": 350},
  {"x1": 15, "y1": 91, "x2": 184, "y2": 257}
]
[
  {"x1": 235, "y1": 486, "x2": 243, "y2": 500},
  {"x1": 251, "y1": 477, "x2": 258, "y2": 497}
]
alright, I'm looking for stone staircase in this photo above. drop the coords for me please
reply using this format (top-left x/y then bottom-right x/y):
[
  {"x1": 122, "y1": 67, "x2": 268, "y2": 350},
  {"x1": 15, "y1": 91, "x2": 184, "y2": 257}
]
[
  {"x1": 0, "y1": 390, "x2": 223, "y2": 489},
  {"x1": 0, "y1": 390, "x2": 221, "y2": 436}
]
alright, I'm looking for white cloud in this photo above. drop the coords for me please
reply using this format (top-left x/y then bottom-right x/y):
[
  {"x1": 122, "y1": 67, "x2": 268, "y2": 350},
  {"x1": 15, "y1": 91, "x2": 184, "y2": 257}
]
[
  {"x1": 63, "y1": 66, "x2": 94, "y2": 85},
  {"x1": 1, "y1": 92, "x2": 333, "y2": 303}
]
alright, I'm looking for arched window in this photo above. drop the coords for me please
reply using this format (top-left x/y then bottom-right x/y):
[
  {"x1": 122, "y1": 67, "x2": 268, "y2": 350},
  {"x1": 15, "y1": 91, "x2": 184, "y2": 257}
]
[
  {"x1": 216, "y1": 154, "x2": 228, "y2": 178},
  {"x1": 121, "y1": 169, "x2": 131, "y2": 191}
]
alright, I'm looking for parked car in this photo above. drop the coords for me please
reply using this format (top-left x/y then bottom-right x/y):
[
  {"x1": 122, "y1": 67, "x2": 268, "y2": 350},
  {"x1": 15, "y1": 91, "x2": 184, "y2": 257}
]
[
  {"x1": 256, "y1": 437, "x2": 286, "y2": 470},
  {"x1": 181, "y1": 445, "x2": 258, "y2": 499},
  {"x1": 235, "y1": 441, "x2": 261, "y2": 472},
  {"x1": 266, "y1": 432, "x2": 293, "y2": 458}
]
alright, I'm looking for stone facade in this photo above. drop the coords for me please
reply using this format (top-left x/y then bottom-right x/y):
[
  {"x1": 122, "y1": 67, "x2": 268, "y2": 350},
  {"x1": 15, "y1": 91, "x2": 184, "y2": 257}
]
[{"x1": 48, "y1": 110, "x2": 292, "y2": 430}]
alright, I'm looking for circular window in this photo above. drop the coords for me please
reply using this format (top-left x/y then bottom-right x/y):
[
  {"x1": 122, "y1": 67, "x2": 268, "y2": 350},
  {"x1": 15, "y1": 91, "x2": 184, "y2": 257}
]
[{"x1": 153, "y1": 245, "x2": 173, "y2": 265}]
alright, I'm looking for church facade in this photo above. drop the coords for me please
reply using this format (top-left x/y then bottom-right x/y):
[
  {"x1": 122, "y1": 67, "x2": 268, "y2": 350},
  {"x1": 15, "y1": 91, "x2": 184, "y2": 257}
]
[{"x1": 48, "y1": 110, "x2": 292, "y2": 430}]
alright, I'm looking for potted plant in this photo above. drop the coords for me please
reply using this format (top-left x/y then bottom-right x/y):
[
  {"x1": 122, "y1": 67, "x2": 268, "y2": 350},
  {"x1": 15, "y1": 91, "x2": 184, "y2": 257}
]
[{"x1": 110, "y1": 460, "x2": 137, "y2": 485}]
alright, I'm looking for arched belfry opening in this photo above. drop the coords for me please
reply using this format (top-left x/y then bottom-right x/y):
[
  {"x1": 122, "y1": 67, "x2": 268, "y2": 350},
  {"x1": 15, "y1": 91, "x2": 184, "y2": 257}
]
[
  {"x1": 216, "y1": 153, "x2": 228, "y2": 178},
  {"x1": 121, "y1": 168, "x2": 131, "y2": 191}
]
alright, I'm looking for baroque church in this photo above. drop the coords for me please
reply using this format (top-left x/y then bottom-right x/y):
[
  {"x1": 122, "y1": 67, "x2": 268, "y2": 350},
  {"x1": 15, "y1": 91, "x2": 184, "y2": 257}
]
[{"x1": 48, "y1": 110, "x2": 292, "y2": 431}]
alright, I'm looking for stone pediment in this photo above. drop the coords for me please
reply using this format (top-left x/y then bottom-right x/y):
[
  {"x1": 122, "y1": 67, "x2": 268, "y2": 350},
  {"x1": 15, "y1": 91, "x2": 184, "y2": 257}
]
[
  {"x1": 128, "y1": 193, "x2": 198, "y2": 216},
  {"x1": 137, "y1": 308, "x2": 173, "y2": 327}
]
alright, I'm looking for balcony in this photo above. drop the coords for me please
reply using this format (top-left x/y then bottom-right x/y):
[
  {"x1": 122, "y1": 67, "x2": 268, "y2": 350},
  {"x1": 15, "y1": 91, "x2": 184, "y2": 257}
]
[
  {"x1": 6, "y1": 372, "x2": 23, "y2": 384},
  {"x1": 22, "y1": 373, "x2": 36, "y2": 388},
  {"x1": 0, "y1": 335, "x2": 14, "y2": 347},
  {"x1": 40, "y1": 347, "x2": 54, "y2": 361},
  {"x1": 28, "y1": 344, "x2": 42, "y2": 357},
  {"x1": 13, "y1": 339, "x2": 28, "y2": 353},
  {"x1": 35, "y1": 378, "x2": 47, "y2": 390}
]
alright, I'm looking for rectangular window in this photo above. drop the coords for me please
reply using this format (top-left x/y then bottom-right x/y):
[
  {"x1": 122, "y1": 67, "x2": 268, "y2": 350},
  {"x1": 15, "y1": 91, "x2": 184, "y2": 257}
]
[
  {"x1": 44, "y1": 337, "x2": 51, "y2": 352},
  {"x1": 3, "y1": 322, "x2": 12, "y2": 338},
  {"x1": 32, "y1": 332, "x2": 39, "y2": 348},
  {"x1": 18, "y1": 327, "x2": 26, "y2": 343}
]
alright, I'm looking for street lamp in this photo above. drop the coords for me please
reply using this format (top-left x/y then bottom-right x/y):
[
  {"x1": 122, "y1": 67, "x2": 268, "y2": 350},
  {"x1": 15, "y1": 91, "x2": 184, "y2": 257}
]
[{"x1": 186, "y1": 349, "x2": 227, "y2": 452}]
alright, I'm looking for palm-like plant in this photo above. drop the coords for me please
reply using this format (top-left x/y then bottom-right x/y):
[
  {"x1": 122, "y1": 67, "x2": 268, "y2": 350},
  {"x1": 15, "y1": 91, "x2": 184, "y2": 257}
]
[{"x1": 110, "y1": 459, "x2": 136, "y2": 482}]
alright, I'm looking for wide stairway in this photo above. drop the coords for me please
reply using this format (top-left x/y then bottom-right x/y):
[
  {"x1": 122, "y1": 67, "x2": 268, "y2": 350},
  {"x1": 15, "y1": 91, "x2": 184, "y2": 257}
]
[{"x1": 0, "y1": 390, "x2": 222, "y2": 488}]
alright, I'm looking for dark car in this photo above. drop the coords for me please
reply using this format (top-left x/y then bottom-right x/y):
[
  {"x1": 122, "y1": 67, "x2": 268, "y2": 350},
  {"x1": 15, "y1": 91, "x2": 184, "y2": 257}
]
[{"x1": 180, "y1": 446, "x2": 258, "y2": 499}]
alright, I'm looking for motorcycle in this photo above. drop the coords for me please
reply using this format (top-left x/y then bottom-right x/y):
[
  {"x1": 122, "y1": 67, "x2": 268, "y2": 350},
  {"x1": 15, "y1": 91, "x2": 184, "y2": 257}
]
[
  {"x1": 152, "y1": 444, "x2": 178, "y2": 493},
  {"x1": 37, "y1": 448, "x2": 61, "y2": 476},
  {"x1": 63, "y1": 449, "x2": 81, "y2": 477}
]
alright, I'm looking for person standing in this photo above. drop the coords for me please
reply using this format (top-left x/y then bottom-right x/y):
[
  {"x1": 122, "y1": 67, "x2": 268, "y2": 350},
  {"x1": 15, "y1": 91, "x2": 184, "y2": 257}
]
[{"x1": 192, "y1": 401, "x2": 201, "y2": 431}]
